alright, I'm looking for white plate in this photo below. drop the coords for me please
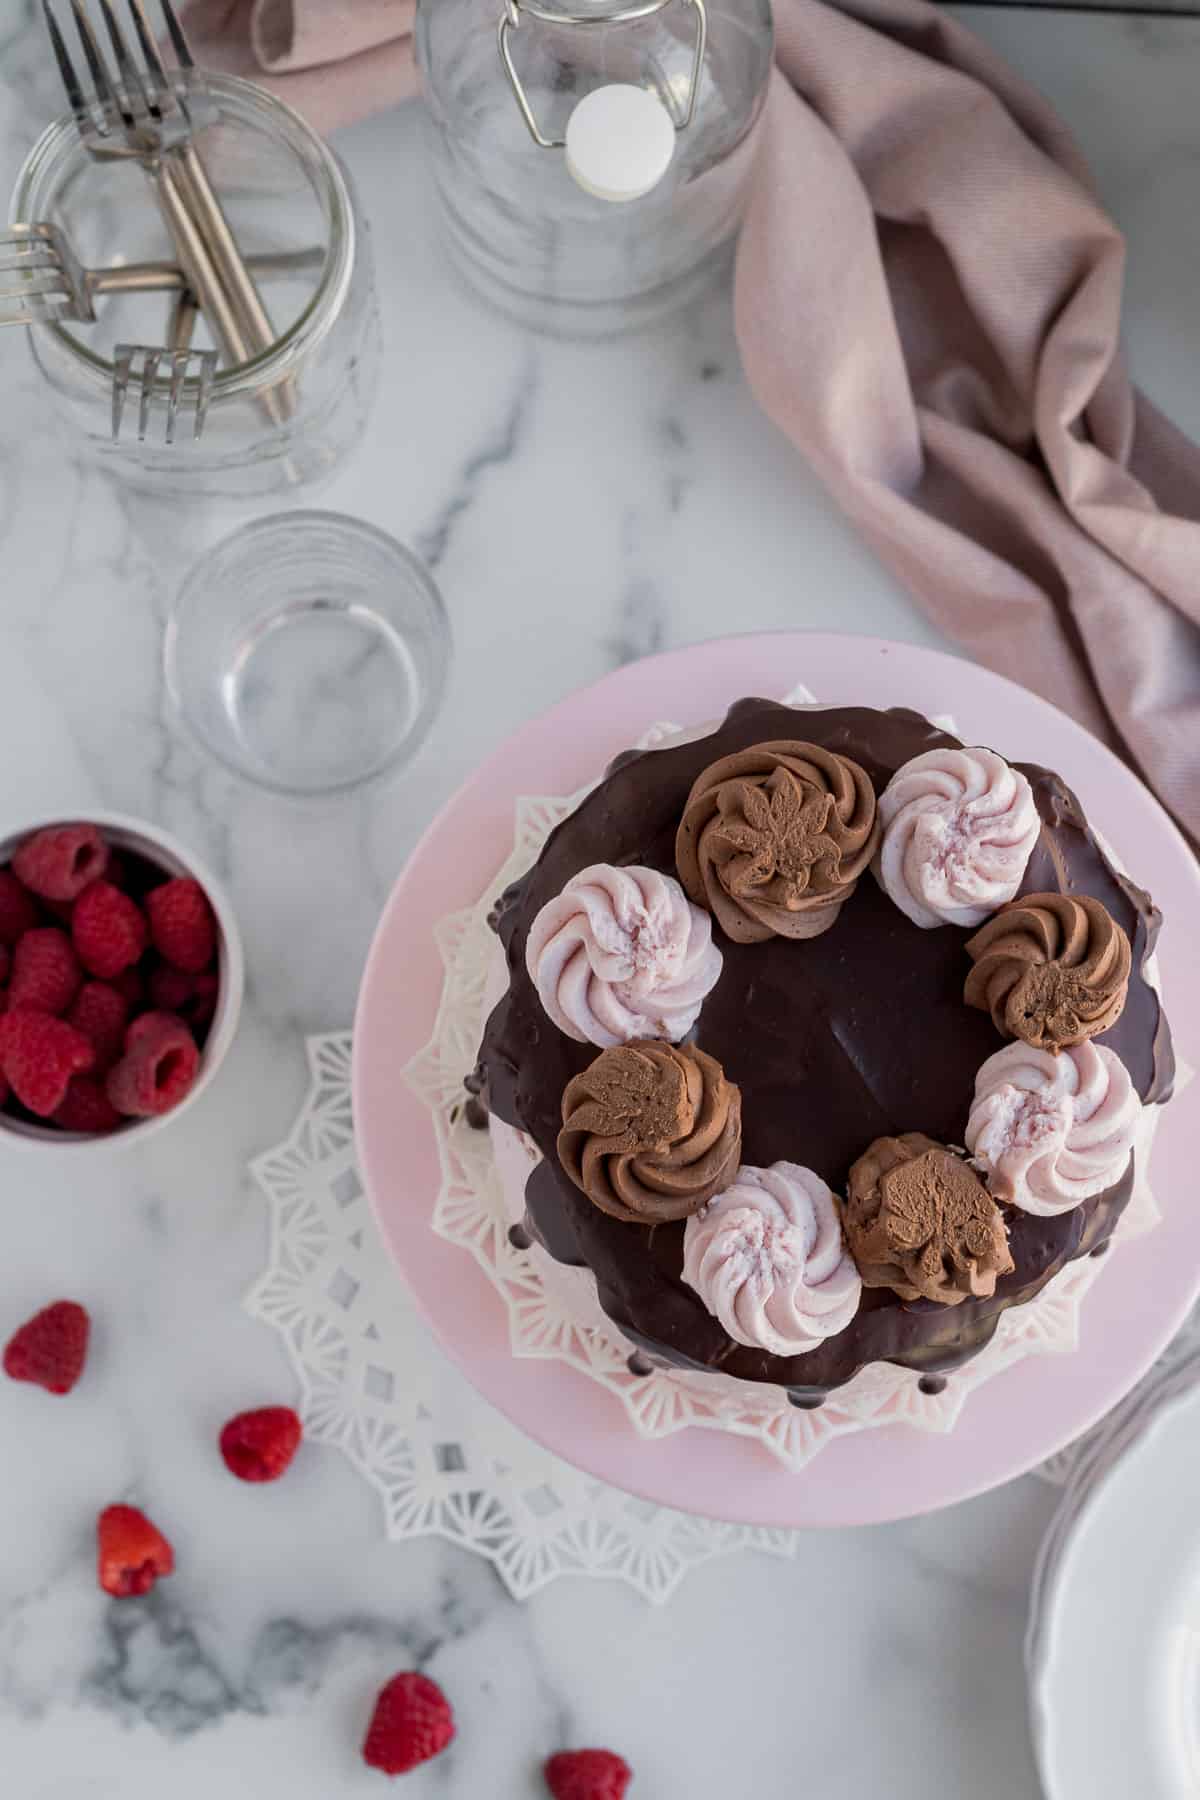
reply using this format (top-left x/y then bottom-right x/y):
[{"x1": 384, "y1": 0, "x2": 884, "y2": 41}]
[{"x1": 1033, "y1": 1377, "x2": 1200, "y2": 1798}]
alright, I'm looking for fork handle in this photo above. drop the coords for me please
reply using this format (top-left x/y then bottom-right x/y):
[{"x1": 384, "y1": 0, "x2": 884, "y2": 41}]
[
  {"x1": 151, "y1": 158, "x2": 249, "y2": 365},
  {"x1": 169, "y1": 144, "x2": 298, "y2": 426},
  {"x1": 149, "y1": 159, "x2": 291, "y2": 431}
]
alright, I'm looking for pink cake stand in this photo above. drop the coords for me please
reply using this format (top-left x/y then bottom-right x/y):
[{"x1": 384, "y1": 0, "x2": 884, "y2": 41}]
[{"x1": 354, "y1": 634, "x2": 1200, "y2": 1528}]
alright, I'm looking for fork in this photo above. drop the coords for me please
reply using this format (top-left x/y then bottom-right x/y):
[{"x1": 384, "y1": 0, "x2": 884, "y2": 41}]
[
  {"x1": 1, "y1": 222, "x2": 324, "y2": 327},
  {"x1": 43, "y1": 0, "x2": 291, "y2": 421},
  {"x1": 112, "y1": 341, "x2": 216, "y2": 444}
]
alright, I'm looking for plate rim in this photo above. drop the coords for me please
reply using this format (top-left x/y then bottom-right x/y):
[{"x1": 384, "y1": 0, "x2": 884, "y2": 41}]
[
  {"x1": 1030, "y1": 1373, "x2": 1200, "y2": 1798},
  {"x1": 353, "y1": 630, "x2": 1200, "y2": 1528}
]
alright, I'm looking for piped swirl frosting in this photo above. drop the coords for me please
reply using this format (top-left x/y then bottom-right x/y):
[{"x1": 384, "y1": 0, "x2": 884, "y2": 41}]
[
  {"x1": 966, "y1": 1039, "x2": 1140, "y2": 1216},
  {"x1": 874, "y1": 747, "x2": 1040, "y2": 929},
  {"x1": 843, "y1": 1133, "x2": 1014, "y2": 1305},
  {"x1": 681, "y1": 1162, "x2": 862, "y2": 1355},
  {"x1": 525, "y1": 863, "x2": 723, "y2": 1047},
  {"x1": 964, "y1": 892, "x2": 1132, "y2": 1051},
  {"x1": 558, "y1": 1040, "x2": 741, "y2": 1224},
  {"x1": 675, "y1": 741, "x2": 879, "y2": 943}
]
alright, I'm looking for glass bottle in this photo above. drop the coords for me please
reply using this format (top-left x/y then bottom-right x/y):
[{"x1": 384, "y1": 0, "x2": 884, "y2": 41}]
[{"x1": 416, "y1": 0, "x2": 775, "y2": 337}]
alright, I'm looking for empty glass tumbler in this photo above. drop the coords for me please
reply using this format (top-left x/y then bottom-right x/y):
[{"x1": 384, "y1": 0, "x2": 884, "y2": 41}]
[{"x1": 416, "y1": 0, "x2": 775, "y2": 336}]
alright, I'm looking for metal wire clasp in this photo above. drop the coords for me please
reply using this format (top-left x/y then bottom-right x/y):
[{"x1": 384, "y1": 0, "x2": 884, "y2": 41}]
[{"x1": 498, "y1": 0, "x2": 708, "y2": 151}]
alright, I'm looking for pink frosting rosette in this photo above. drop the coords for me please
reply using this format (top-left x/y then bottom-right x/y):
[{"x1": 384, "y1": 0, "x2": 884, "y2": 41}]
[
  {"x1": 681, "y1": 1161, "x2": 862, "y2": 1355},
  {"x1": 873, "y1": 747, "x2": 1041, "y2": 929},
  {"x1": 525, "y1": 863, "x2": 723, "y2": 1048},
  {"x1": 966, "y1": 1039, "x2": 1140, "y2": 1217}
]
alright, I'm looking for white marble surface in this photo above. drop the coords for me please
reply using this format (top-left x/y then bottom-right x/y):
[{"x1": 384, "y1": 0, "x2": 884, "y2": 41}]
[{"x1": 0, "y1": 0, "x2": 1196, "y2": 1792}]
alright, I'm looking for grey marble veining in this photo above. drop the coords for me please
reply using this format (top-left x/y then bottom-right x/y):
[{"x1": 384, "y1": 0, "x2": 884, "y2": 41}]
[{"x1": 0, "y1": 3, "x2": 1197, "y2": 1793}]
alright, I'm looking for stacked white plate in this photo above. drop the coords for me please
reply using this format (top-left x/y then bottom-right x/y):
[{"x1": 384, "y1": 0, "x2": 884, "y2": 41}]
[{"x1": 1028, "y1": 1309, "x2": 1200, "y2": 1798}]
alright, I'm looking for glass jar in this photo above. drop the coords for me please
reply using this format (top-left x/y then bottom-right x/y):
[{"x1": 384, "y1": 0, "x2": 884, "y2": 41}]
[
  {"x1": 416, "y1": 0, "x2": 774, "y2": 337},
  {"x1": 8, "y1": 76, "x2": 380, "y2": 499}
]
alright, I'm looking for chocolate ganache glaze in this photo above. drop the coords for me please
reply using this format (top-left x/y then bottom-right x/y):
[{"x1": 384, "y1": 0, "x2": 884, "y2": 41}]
[{"x1": 473, "y1": 701, "x2": 1174, "y2": 1400}]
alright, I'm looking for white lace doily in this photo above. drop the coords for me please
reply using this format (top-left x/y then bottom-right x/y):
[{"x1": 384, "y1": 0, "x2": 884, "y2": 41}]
[
  {"x1": 248, "y1": 1034, "x2": 798, "y2": 1603},
  {"x1": 401, "y1": 701, "x2": 1164, "y2": 1476}
]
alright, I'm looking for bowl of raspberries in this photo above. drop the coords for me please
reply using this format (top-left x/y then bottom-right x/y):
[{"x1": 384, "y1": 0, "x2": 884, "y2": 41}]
[{"x1": 0, "y1": 815, "x2": 243, "y2": 1144}]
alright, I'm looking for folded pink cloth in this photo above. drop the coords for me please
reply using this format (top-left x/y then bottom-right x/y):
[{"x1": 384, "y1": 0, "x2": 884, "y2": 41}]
[
  {"x1": 736, "y1": 0, "x2": 1200, "y2": 845},
  {"x1": 182, "y1": 0, "x2": 415, "y2": 134},
  {"x1": 191, "y1": 0, "x2": 1200, "y2": 843}
]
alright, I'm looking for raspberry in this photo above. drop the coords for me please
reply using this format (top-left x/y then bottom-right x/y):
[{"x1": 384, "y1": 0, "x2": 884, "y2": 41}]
[
  {"x1": 147, "y1": 963, "x2": 219, "y2": 1030},
  {"x1": 3, "y1": 1300, "x2": 90, "y2": 1394},
  {"x1": 362, "y1": 1673, "x2": 455, "y2": 1777},
  {"x1": 72, "y1": 882, "x2": 149, "y2": 980},
  {"x1": 0, "y1": 1012, "x2": 95, "y2": 1117},
  {"x1": 219, "y1": 1406, "x2": 303, "y2": 1483},
  {"x1": 106, "y1": 1012, "x2": 199, "y2": 1118},
  {"x1": 0, "y1": 870, "x2": 39, "y2": 945},
  {"x1": 146, "y1": 879, "x2": 216, "y2": 974},
  {"x1": 113, "y1": 965, "x2": 144, "y2": 1009},
  {"x1": 97, "y1": 1504, "x2": 174, "y2": 1598},
  {"x1": 0, "y1": 944, "x2": 8, "y2": 987},
  {"x1": 13, "y1": 825, "x2": 109, "y2": 903},
  {"x1": 66, "y1": 981, "x2": 130, "y2": 1071},
  {"x1": 54, "y1": 1075, "x2": 123, "y2": 1134},
  {"x1": 544, "y1": 1750, "x2": 633, "y2": 1800},
  {"x1": 8, "y1": 928, "x2": 82, "y2": 1016}
]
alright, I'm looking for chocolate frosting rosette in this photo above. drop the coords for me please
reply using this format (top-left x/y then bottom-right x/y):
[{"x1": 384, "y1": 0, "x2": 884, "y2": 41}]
[
  {"x1": 675, "y1": 740, "x2": 879, "y2": 943},
  {"x1": 843, "y1": 1133, "x2": 1014, "y2": 1305},
  {"x1": 965, "y1": 892, "x2": 1132, "y2": 1051},
  {"x1": 557, "y1": 1040, "x2": 741, "y2": 1224}
]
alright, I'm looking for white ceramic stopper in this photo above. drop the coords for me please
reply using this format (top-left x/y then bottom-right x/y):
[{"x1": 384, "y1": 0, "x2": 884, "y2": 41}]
[{"x1": 564, "y1": 83, "x2": 677, "y2": 203}]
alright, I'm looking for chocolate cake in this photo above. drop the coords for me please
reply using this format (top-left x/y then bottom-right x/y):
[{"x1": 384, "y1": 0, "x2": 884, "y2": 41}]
[{"x1": 472, "y1": 699, "x2": 1174, "y2": 1405}]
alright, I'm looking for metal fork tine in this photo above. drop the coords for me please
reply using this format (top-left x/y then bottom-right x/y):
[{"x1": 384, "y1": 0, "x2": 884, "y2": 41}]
[
  {"x1": 0, "y1": 241, "x2": 60, "y2": 271},
  {"x1": 112, "y1": 344, "x2": 132, "y2": 439},
  {"x1": 42, "y1": 2, "x2": 92, "y2": 131},
  {"x1": 96, "y1": 0, "x2": 156, "y2": 123},
  {"x1": 137, "y1": 348, "x2": 162, "y2": 441},
  {"x1": 125, "y1": 0, "x2": 169, "y2": 107},
  {"x1": 158, "y1": 0, "x2": 194, "y2": 69},
  {"x1": 192, "y1": 349, "x2": 215, "y2": 440},
  {"x1": 164, "y1": 349, "x2": 186, "y2": 444},
  {"x1": 111, "y1": 344, "x2": 217, "y2": 442},
  {"x1": 1, "y1": 299, "x2": 72, "y2": 327},
  {"x1": 67, "y1": 0, "x2": 120, "y2": 132},
  {"x1": 0, "y1": 271, "x2": 70, "y2": 300}
]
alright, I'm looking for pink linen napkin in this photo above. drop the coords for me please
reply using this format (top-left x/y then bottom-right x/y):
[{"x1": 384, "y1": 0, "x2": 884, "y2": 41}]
[
  {"x1": 736, "y1": 0, "x2": 1200, "y2": 845},
  {"x1": 190, "y1": 0, "x2": 1200, "y2": 843},
  {"x1": 181, "y1": 1, "x2": 415, "y2": 134}
]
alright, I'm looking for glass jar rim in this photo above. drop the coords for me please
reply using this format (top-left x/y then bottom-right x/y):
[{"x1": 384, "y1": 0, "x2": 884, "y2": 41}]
[
  {"x1": 512, "y1": 0, "x2": 678, "y2": 23},
  {"x1": 8, "y1": 73, "x2": 356, "y2": 402}
]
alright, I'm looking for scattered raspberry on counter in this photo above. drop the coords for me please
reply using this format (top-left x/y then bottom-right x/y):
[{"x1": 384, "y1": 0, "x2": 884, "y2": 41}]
[
  {"x1": 13, "y1": 824, "x2": 109, "y2": 903},
  {"x1": 66, "y1": 981, "x2": 131, "y2": 1072},
  {"x1": 147, "y1": 878, "x2": 216, "y2": 974},
  {"x1": 2, "y1": 1300, "x2": 90, "y2": 1395},
  {"x1": 219, "y1": 1407, "x2": 303, "y2": 1483},
  {"x1": 73, "y1": 881, "x2": 149, "y2": 980},
  {"x1": 0, "y1": 1011, "x2": 95, "y2": 1116},
  {"x1": 363, "y1": 1672, "x2": 456, "y2": 1777},
  {"x1": 106, "y1": 1012, "x2": 199, "y2": 1118},
  {"x1": 544, "y1": 1750, "x2": 634, "y2": 1800},
  {"x1": 97, "y1": 1504, "x2": 175, "y2": 1599},
  {"x1": 8, "y1": 927, "x2": 83, "y2": 1016}
]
